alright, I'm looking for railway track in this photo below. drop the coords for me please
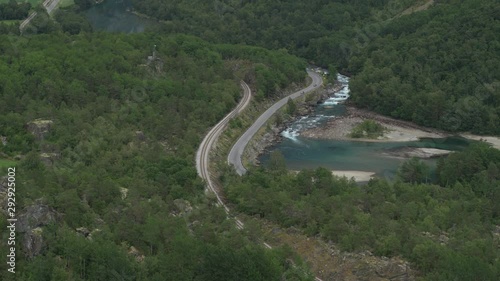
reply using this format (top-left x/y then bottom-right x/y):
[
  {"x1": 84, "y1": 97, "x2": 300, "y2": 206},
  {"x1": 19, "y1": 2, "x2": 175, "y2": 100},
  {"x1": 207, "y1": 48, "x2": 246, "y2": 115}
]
[
  {"x1": 196, "y1": 76, "x2": 324, "y2": 280},
  {"x1": 196, "y1": 80, "x2": 251, "y2": 229}
]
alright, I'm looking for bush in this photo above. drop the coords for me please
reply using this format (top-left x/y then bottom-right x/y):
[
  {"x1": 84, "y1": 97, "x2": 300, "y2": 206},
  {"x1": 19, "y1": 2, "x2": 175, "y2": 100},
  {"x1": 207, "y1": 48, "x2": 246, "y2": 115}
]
[{"x1": 349, "y1": 119, "x2": 386, "y2": 138}]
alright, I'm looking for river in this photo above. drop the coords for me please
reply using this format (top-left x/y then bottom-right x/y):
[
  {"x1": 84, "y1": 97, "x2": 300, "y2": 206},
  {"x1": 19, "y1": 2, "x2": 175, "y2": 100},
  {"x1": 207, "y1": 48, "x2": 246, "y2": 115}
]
[
  {"x1": 82, "y1": 5, "x2": 472, "y2": 181},
  {"x1": 258, "y1": 74, "x2": 472, "y2": 181},
  {"x1": 85, "y1": 0, "x2": 155, "y2": 33}
]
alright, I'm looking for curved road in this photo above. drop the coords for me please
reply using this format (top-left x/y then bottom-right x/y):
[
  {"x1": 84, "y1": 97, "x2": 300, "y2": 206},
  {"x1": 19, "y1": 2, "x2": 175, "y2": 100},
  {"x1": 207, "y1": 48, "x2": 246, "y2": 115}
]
[
  {"x1": 196, "y1": 81, "x2": 252, "y2": 229},
  {"x1": 197, "y1": 73, "x2": 324, "y2": 281},
  {"x1": 228, "y1": 70, "x2": 323, "y2": 175}
]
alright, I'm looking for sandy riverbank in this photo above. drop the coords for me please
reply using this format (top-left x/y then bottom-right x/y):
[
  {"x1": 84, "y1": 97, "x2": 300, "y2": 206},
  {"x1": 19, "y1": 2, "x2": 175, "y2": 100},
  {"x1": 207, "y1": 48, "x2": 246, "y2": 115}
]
[
  {"x1": 292, "y1": 170, "x2": 375, "y2": 182},
  {"x1": 331, "y1": 170, "x2": 375, "y2": 182},
  {"x1": 301, "y1": 106, "x2": 500, "y2": 151}
]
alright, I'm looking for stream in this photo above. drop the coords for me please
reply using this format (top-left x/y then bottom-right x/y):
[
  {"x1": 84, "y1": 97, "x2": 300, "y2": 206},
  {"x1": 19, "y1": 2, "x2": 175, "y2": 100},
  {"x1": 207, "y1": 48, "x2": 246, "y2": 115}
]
[
  {"x1": 82, "y1": 4, "x2": 472, "y2": 181},
  {"x1": 258, "y1": 74, "x2": 472, "y2": 181}
]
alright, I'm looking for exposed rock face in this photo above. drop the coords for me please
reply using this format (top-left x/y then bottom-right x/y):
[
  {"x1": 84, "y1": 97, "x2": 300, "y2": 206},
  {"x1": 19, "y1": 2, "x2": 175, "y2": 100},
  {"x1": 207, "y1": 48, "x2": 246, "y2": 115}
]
[
  {"x1": 17, "y1": 201, "x2": 60, "y2": 258},
  {"x1": 23, "y1": 227, "x2": 44, "y2": 259},
  {"x1": 0, "y1": 136, "x2": 7, "y2": 146},
  {"x1": 18, "y1": 201, "x2": 59, "y2": 233},
  {"x1": 26, "y1": 119, "x2": 53, "y2": 141},
  {"x1": 0, "y1": 177, "x2": 8, "y2": 215}
]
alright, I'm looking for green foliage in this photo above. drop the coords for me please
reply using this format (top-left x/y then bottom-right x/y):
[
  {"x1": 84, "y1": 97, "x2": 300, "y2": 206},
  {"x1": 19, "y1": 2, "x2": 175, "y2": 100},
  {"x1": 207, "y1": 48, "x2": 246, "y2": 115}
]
[
  {"x1": 349, "y1": 0, "x2": 500, "y2": 134},
  {"x1": 349, "y1": 119, "x2": 386, "y2": 138},
  {"x1": 54, "y1": 9, "x2": 93, "y2": 35},
  {"x1": 0, "y1": 32, "x2": 310, "y2": 281},
  {"x1": 132, "y1": 0, "x2": 416, "y2": 70},
  {"x1": 286, "y1": 97, "x2": 297, "y2": 115},
  {"x1": 225, "y1": 152, "x2": 500, "y2": 279},
  {"x1": 0, "y1": 0, "x2": 30, "y2": 20},
  {"x1": 397, "y1": 157, "x2": 430, "y2": 183}
]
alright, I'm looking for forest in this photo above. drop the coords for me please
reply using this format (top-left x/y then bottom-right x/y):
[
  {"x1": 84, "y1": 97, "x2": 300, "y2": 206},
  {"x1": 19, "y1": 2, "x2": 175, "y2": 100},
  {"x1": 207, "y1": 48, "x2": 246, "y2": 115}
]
[
  {"x1": 130, "y1": 0, "x2": 500, "y2": 135},
  {"x1": 131, "y1": 0, "x2": 417, "y2": 70},
  {"x1": 0, "y1": 0, "x2": 498, "y2": 280},
  {"x1": 0, "y1": 0, "x2": 30, "y2": 20},
  {"x1": 349, "y1": 0, "x2": 500, "y2": 134},
  {"x1": 0, "y1": 32, "x2": 312, "y2": 280},
  {"x1": 222, "y1": 144, "x2": 500, "y2": 280}
]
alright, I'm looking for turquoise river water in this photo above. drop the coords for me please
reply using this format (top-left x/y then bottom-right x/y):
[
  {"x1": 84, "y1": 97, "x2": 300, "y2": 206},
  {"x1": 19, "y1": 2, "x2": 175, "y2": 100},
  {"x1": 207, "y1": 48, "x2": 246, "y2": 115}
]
[
  {"x1": 258, "y1": 74, "x2": 472, "y2": 180},
  {"x1": 85, "y1": 0, "x2": 154, "y2": 33}
]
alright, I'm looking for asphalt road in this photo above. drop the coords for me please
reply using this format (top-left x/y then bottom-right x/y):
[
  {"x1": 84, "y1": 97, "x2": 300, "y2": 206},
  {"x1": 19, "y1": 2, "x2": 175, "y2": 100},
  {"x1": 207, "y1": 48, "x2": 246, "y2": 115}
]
[
  {"x1": 228, "y1": 70, "x2": 323, "y2": 175},
  {"x1": 197, "y1": 74, "x2": 324, "y2": 281}
]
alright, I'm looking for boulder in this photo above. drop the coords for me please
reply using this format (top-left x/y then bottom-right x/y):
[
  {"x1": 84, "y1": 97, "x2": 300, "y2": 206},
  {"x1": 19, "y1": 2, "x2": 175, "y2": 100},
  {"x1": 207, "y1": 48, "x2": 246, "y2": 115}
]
[
  {"x1": 40, "y1": 152, "x2": 60, "y2": 166},
  {"x1": 76, "y1": 227, "x2": 90, "y2": 237}
]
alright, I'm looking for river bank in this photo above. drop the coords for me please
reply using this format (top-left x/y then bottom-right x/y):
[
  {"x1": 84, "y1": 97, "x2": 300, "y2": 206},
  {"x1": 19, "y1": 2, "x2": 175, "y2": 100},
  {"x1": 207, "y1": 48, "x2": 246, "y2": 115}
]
[
  {"x1": 301, "y1": 106, "x2": 500, "y2": 150},
  {"x1": 301, "y1": 106, "x2": 447, "y2": 142}
]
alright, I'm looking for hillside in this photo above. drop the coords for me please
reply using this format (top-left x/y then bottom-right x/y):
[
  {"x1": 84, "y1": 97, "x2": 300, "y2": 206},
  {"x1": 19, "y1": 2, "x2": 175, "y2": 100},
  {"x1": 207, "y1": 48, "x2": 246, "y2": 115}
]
[
  {"x1": 0, "y1": 32, "x2": 312, "y2": 280},
  {"x1": 349, "y1": 0, "x2": 500, "y2": 134}
]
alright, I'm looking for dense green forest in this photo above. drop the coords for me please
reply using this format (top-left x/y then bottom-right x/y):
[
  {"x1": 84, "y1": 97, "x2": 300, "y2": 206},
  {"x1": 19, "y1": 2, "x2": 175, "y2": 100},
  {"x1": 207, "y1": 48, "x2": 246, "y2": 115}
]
[
  {"x1": 0, "y1": 0, "x2": 499, "y2": 279},
  {"x1": 0, "y1": 0, "x2": 30, "y2": 20},
  {"x1": 131, "y1": 0, "x2": 417, "y2": 69},
  {"x1": 130, "y1": 0, "x2": 500, "y2": 135},
  {"x1": 350, "y1": 0, "x2": 500, "y2": 134},
  {"x1": 0, "y1": 32, "x2": 312, "y2": 280},
  {"x1": 223, "y1": 144, "x2": 500, "y2": 280}
]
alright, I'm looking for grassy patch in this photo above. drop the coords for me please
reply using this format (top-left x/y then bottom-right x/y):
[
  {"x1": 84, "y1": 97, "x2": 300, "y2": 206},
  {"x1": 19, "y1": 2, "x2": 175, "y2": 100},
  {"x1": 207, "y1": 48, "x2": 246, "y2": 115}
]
[
  {"x1": 0, "y1": 19, "x2": 19, "y2": 25},
  {"x1": 349, "y1": 119, "x2": 386, "y2": 139},
  {"x1": 0, "y1": 159, "x2": 17, "y2": 169},
  {"x1": 59, "y1": 0, "x2": 74, "y2": 8}
]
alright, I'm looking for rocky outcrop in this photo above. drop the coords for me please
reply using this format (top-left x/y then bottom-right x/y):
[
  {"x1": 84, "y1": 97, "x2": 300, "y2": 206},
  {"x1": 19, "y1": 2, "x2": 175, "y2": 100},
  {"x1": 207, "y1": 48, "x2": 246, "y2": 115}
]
[
  {"x1": 23, "y1": 227, "x2": 44, "y2": 259},
  {"x1": 39, "y1": 152, "x2": 60, "y2": 166},
  {"x1": 128, "y1": 246, "x2": 145, "y2": 263},
  {"x1": 173, "y1": 199, "x2": 193, "y2": 216},
  {"x1": 0, "y1": 177, "x2": 8, "y2": 215},
  {"x1": 18, "y1": 201, "x2": 59, "y2": 233},
  {"x1": 76, "y1": 227, "x2": 90, "y2": 237},
  {"x1": 119, "y1": 187, "x2": 129, "y2": 200},
  {"x1": 135, "y1": 131, "x2": 146, "y2": 142},
  {"x1": 17, "y1": 200, "x2": 60, "y2": 258},
  {"x1": 244, "y1": 123, "x2": 284, "y2": 166},
  {"x1": 1, "y1": 136, "x2": 7, "y2": 146},
  {"x1": 26, "y1": 119, "x2": 53, "y2": 141}
]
